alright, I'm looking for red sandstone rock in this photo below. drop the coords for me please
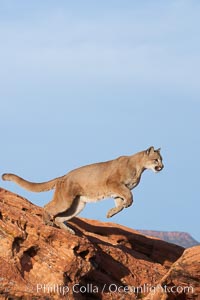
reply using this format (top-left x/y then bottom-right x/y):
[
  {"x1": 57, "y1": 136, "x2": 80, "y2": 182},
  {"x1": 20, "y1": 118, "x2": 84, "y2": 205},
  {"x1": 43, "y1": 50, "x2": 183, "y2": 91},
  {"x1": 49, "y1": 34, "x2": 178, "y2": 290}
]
[
  {"x1": 144, "y1": 245, "x2": 200, "y2": 300},
  {"x1": 0, "y1": 188, "x2": 186, "y2": 299}
]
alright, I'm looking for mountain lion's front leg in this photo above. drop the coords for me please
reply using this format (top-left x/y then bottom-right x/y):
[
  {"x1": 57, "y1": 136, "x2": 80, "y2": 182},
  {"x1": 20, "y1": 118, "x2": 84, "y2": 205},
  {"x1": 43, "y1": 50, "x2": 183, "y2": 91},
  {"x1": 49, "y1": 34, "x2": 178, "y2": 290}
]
[
  {"x1": 107, "y1": 197, "x2": 124, "y2": 218},
  {"x1": 106, "y1": 185, "x2": 133, "y2": 218}
]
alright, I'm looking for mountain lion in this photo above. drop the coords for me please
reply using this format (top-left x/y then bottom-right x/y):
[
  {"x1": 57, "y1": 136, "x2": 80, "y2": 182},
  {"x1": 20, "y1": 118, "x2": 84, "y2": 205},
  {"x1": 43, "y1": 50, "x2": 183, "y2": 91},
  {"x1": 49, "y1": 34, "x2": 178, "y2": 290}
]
[{"x1": 2, "y1": 146, "x2": 164, "y2": 234}]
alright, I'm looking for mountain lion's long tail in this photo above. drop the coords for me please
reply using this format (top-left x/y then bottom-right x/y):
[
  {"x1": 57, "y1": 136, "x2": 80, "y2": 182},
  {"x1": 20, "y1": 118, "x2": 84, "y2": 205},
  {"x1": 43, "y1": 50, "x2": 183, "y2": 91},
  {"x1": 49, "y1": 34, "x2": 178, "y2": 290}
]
[{"x1": 2, "y1": 173, "x2": 63, "y2": 192}]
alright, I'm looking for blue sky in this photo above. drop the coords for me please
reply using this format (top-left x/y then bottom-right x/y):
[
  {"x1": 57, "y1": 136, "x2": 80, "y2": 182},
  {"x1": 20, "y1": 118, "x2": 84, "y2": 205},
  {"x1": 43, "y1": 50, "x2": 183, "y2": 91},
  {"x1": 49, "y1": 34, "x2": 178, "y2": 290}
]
[{"x1": 1, "y1": 1, "x2": 200, "y2": 241}]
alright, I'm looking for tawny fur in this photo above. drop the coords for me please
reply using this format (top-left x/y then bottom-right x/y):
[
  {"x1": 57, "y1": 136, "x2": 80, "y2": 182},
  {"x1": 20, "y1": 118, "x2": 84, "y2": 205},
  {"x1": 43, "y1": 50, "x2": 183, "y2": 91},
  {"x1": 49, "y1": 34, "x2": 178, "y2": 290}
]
[{"x1": 2, "y1": 146, "x2": 164, "y2": 234}]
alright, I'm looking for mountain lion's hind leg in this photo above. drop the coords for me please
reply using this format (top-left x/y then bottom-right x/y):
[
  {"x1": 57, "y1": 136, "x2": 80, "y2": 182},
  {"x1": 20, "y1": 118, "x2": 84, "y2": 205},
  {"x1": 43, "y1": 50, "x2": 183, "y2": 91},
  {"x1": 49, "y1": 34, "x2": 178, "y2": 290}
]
[
  {"x1": 54, "y1": 198, "x2": 86, "y2": 234},
  {"x1": 43, "y1": 180, "x2": 76, "y2": 227}
]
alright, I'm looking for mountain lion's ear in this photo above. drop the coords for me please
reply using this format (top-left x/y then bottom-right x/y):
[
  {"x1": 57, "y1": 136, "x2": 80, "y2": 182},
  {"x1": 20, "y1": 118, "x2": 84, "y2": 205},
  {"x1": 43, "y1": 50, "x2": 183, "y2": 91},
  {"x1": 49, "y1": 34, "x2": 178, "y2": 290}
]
[
  {"x1": 146, "y1": 146, "x2": 154, "y2": 155},
  {"x1": 156, "y1": 148, "x2": 161, "y2": 153}
]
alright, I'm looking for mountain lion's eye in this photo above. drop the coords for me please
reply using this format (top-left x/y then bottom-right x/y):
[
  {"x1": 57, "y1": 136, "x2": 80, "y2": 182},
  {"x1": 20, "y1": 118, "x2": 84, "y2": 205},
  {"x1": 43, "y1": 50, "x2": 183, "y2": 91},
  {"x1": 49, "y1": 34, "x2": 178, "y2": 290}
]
[{"x1": 154, "y1": 159, "x2": 158, "y2": 163}]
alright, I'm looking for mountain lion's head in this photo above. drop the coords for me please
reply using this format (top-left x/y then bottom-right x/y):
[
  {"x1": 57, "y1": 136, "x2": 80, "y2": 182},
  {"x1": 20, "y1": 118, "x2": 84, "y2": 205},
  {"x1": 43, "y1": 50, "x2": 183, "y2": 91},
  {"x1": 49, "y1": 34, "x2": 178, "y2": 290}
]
[{"x1": 144, "y1": 146, "x2": 164, "y2": 173}]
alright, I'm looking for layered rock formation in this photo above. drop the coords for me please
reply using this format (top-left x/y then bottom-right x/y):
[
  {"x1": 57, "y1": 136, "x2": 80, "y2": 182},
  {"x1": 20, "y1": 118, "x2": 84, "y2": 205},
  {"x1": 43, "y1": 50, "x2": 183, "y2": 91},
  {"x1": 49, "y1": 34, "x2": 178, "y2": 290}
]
[
  {"x1": 138, "y1": 229, "x2": 199, "y2": 248},
  {"x1": 0, "y1": 188, "x2": 199, "y2": 299}
]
